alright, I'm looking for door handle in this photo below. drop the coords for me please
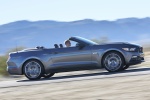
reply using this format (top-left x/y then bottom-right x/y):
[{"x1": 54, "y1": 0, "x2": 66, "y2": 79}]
[{"x1": 93, "y1": 52, "x2": 98, "y2": 54}]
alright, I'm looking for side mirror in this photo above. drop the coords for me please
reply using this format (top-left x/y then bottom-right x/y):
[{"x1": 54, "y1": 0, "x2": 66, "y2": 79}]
[{"x1": 76, "y1": 43, "x2": 85, "y2": 49}]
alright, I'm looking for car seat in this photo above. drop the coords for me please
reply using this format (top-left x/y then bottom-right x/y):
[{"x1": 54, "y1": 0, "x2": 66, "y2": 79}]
[
  {"x1": 54, "y1": 44, "x2": 59, "y2": 48},
  {"x1": 59, "y1": 44, "x2": 63, "y2": 48}
]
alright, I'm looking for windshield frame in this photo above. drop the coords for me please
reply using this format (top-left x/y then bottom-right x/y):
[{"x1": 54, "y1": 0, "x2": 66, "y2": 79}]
[{"x1": 69, "y1": 36, "x2": 98, "y2": 46}]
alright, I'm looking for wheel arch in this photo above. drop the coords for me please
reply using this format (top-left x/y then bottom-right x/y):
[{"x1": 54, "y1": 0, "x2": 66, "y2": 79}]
[{"x1": 101, "y1": 49, "x2": 126, "y2": 67}]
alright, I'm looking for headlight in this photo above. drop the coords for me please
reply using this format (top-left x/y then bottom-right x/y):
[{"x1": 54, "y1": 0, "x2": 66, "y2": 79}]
[{"x1": 122, "y1": 48, "x2": 136, "y2": 51}]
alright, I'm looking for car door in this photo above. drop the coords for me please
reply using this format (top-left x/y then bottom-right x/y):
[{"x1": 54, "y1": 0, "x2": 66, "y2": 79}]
[{"x1": 49, "y1": 45, "x2": 93, "y2": 72}]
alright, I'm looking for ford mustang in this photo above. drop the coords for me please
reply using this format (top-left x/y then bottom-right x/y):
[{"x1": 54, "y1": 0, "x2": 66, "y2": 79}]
[{"x1": 7, "y1": 36, "x2": 144, "y2": 80}]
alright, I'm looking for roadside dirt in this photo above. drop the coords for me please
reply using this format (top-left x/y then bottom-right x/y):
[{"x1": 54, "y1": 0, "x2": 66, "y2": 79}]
[{"x1": 0, "y1": 73, "x2": 150, "y2": 100}]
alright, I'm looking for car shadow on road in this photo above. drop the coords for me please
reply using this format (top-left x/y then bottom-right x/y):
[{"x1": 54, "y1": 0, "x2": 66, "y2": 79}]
[{"x1": 17, "y1": 67, "x2": 150, "y2": 82}]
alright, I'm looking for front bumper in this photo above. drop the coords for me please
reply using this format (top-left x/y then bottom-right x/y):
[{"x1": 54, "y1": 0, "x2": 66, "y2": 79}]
[{"x1": 128, "y1": 53, "x2": 144, "y2": 65}]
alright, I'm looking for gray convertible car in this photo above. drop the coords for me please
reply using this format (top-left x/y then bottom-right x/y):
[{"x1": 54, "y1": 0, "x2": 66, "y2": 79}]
[{"x1": 7, "y1": 36, "x2": 144, "y2": 80}]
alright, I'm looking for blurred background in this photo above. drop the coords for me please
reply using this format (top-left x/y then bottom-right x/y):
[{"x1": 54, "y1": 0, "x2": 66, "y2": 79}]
[{"x1": 0, "y1": 0, "x2": 150, "y2": 76}]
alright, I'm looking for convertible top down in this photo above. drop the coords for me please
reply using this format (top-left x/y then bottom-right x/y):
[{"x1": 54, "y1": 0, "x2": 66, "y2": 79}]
[{"x1": 7, "y1": 36, "x2": 144, "y2": 80}]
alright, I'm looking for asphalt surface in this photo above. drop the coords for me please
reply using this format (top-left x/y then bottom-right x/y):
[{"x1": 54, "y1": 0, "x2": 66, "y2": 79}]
[{"x1": 0, "y1": 67, "x2": 150, "y2": 88}]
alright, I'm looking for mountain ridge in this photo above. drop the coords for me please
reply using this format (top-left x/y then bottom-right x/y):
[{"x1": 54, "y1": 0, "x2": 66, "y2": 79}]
[{"x1": 0, "y1": 17, "x2": 150, "y2": 55}]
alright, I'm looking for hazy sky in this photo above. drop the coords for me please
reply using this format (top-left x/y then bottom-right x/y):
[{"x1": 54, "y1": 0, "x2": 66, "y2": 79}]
[{"x1": 0, "y1": 0, "x2": 150, "y2": 25}]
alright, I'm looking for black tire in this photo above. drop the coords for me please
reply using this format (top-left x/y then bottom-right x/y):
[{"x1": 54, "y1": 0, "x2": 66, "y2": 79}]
[
  {"x1": 43, "y1": 73, "x2": 55, "y2": 78},
  {"x1": 102, "y1": 51, "x2": 125, "y2": 72},
  {"x1": 23, "y1": 60, "x2": 44, "y2": 80},
  {"x1": 122, "y1": 65, "x2": 130, "y2": 70}
]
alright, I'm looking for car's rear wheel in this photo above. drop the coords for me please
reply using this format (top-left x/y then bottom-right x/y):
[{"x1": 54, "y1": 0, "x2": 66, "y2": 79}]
[
  {"x1": 103, "y1": 51, "x2": 125, "y2": 72},
  {"x1": 23, "y1": 60, "x2": 44, "y2": 80},
  {"x1": 43, "y1": 73, "x2": 55, "y2": 78}
]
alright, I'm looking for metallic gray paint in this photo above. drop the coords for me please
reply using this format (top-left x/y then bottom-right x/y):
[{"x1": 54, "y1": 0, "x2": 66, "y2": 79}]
[{"x1": 7, "y1": 36, "x2": 144, "y2": 75}]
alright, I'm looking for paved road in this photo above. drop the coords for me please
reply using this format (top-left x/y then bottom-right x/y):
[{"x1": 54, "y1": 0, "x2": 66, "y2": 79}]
[{"x1": 0, "y1": 67, "x2": 150, "y2": 88}]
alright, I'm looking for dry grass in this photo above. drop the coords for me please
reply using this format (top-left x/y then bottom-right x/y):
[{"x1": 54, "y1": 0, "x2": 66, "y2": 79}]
[{"x1": 138, "y1": 51, "x2": 150, "y2": 67}]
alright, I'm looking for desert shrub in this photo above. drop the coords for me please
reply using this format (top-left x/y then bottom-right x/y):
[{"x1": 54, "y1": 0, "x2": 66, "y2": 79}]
[
  {"x1": 0, "y1": 55, "x2": 8, "y2": 76},
  {"x1": 0, "y1": 47, "x2": 25, "y2": 76}
]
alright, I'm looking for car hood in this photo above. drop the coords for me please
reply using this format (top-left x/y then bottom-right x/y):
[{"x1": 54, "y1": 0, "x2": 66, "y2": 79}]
[{"x1": 100, "y1": 42, "x2": 141, "y2": 47}]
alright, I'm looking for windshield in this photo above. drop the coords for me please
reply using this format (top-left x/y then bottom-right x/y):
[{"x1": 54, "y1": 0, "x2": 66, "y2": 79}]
[{"x1": 73, "y1": 36, "x2": 98, "y2": 45}]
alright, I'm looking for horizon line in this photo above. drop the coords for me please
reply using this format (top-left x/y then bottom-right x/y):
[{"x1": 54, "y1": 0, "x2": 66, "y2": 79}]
[{"x1": 1, "y1": 16, "x2": 150, "y2": 25}]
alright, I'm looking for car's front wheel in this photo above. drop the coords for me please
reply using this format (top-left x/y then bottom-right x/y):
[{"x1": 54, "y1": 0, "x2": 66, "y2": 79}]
[
  {"x1": 103, "y1": 51, "x2": 125, "y2": 72},
  {"x1": 23, "y1": 60, "x2": 44, "y2": 80}
]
